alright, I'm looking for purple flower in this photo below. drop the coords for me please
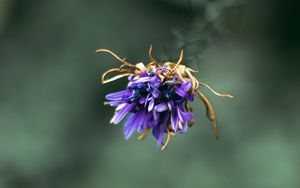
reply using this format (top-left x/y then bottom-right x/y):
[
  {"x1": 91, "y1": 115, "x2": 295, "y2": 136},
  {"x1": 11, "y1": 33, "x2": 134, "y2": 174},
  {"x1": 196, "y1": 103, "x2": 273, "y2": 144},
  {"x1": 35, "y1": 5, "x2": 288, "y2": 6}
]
[
  {"x1": 105, "y1": 67, "x2": 194, "y2": 149},
  {"x1": 98, "y1": 46, "x2": 234, "y2": 151}
]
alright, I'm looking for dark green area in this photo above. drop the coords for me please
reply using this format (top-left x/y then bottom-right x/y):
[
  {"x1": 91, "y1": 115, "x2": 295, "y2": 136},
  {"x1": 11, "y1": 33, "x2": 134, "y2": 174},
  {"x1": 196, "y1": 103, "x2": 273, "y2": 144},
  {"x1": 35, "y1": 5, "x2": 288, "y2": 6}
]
[{"x1": 0, "y1": 0, "x2": 299, "y2": 188}]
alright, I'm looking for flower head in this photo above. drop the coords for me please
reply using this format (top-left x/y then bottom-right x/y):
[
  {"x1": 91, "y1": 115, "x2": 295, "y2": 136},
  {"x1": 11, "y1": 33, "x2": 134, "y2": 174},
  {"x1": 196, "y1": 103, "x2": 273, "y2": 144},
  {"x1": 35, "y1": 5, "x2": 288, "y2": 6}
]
[{"x1": 97, "y1": 45, "x2": 233, "y2": 151}]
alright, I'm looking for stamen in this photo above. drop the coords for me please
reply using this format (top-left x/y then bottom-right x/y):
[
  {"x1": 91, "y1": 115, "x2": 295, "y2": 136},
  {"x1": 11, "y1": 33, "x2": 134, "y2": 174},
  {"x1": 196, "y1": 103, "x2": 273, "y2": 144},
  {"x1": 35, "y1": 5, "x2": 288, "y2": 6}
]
[
  {"x1": 199, "y1": 82, "x2": 234, "y2": 98},
  {"x1": 96, "y1": 49, "x2": 135, "y2": 67}
]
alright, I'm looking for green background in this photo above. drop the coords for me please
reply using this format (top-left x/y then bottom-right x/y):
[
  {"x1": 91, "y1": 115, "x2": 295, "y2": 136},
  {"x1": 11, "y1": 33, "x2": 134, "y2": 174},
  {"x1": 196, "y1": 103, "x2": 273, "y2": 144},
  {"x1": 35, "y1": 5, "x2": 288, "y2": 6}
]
[{"x1": 0, "y1": 0, "x2": 299, "y2": 188}]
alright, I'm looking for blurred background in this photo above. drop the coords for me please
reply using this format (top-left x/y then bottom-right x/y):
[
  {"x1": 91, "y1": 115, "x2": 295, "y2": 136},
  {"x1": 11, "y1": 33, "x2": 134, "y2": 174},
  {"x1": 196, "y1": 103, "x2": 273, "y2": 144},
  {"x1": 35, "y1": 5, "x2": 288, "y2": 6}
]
[{"x1": 0, "y1": 0, "x2": 299, "y2": 187}]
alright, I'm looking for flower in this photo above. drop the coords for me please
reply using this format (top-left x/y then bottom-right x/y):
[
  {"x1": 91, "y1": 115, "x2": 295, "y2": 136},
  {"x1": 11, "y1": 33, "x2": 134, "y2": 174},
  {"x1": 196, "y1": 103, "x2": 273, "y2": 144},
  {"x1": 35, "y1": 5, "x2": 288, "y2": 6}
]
[{"x1": 97, "y1": 45, "x2": 233, "y2": 151}]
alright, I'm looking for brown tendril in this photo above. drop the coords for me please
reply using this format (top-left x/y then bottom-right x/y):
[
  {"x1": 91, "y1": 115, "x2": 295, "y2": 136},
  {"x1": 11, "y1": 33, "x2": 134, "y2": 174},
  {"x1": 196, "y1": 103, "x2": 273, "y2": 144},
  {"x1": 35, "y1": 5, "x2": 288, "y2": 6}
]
[
  {"x1": 102, "y1": 68, "x2": 131, "y2": 84},
  {"x1": 194, "y1": 90, "x2": 219, "y2": 139},
  {"x1": 148, "y1": 44, "x2": 157, "y2": 65},
  {"x1": 138, "y1": 128, "x2": 151, "y2": 141},
  {"x1": 96, "y1": 49, "x2": 135, "y2": 68},
  {"x1": 161, "y1": 130, "x2": 171, "y2": 151},
  {"x1": 199, "y1": 82, "x2": 234, "y2": 98},
  {"x1": 169, "y1": 49, "x2": 184, "y2": 75}
]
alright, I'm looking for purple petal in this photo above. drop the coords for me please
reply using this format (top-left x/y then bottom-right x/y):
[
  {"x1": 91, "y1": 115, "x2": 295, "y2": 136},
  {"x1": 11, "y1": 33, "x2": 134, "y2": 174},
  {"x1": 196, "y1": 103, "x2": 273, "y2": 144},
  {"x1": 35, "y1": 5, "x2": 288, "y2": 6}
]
[
  {"x1": 128, "y1": 74, "x2": 134, "y2": 81},
  {"x1": 171, "y1": 111, "x2": 178, "y2": 131},
  {"x1": 182, "y1": 121, "x2": 188, "y2": 132},
  {"x1": 152, "y1": 112, "x2": 169, "y2": 147},
  {"x1": 151, "y1": 88, "x2": 160, "y2": 98},
  {"x1": 177, "y1": 107, "x2": 193, "y2": 122},
  {"x1": 106, "y1": 90, "x2": 131, "y2": 101},
  {"x1": 123, "y1": 110, "x2": 147, "y2": 139},
  {"x1": 153, "y1": 109, "x2": 160, "y2": 121},
  {"x1": 141, "y1": 112, "x2": 151, "y2": 130},
  {"x1": 178, "y1": 121, "x2": 188, "y2": 133},
  {"x1": 139, "y1": 97, "x2": 146, "y2": 104},
  {"x1": 186, "y1": 94, "x2": 194, "y2": 101},
  {"x1": 144, "y1": 93, "x2": 151, "y2": 107},
  {"x1": 132, "y1": 77, "x2": 151, "y2": 83},
  {"x1": 154, "y1": 103, "x2": 168, "y2": 112},
  {"x1": 144, "y1": 112, "x2": 154, "y2": 128},
  {"x1": 148, "y1": 98, "x2": 154, "y2": 112},
  {"x1": 152, "y1": 123, "x2": 166, "y2": 146},
  {"x1": 110, "y1": 103, "x2": 135, "y2": 124},
  {"x1": 152, "y1": 125, "x2": 161, "y2": 144},
  {"x1": 175, "y1": 82, "x2": 192, "y2": 97},
  {"x1": 104, "y1": 100, "x2": 122, "y2": 107},
  {"x1": 135, "y1": 110, "x2": 147, "y2": 133},
  {"x1": 140, "y1": 72, "x2": 147, "y2": 77},
  {"x1": 123, "y1": 113, "x2": 137, "y2": 139}
]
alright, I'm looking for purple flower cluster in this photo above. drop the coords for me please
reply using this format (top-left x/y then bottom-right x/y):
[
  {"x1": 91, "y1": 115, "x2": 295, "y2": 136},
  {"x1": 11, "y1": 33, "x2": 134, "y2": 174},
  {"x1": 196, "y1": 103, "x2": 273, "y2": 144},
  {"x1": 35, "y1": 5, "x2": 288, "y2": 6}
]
[
  {"x1": 98, "y1": 46, "x2": 234, "y2": 150},
  {"x1": 105, "y1": 67, "x2": 195, "y2": 148}
]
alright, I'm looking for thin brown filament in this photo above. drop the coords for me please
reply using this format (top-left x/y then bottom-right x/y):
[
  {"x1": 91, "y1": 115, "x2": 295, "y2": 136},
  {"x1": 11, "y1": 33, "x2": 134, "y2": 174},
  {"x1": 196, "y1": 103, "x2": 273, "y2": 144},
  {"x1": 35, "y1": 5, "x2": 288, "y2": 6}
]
[
  {"x1": 96, "y1": 49, "x2": 135, "y2": 67},
  {"x1": 199, "y1": 82, "x2": 234, "y2": 98},
  {"x1": 148, "y1": 44, "x2": 157, "y2": 64},
  {"x1": 138, "y1": 128, "x2": 150, "y2": 140},
  {"x1": 186, "y1": 67, "x2": 198, "y2": 73},
  {"x1": 194, "y1": 90, "x2": 219, "y2": 139},
  {"x1": 186, "y1": 70, "x2": 199, "y2": 90},
  {"x1": 169, "y1": 49, "x2": 184, "y2": 75},
  {"x1": 161, "y1": 130, "x2": 171, "y2": 151},
  {"x1": 102, "y1": 68, "x2": 131, "y2": 84}
]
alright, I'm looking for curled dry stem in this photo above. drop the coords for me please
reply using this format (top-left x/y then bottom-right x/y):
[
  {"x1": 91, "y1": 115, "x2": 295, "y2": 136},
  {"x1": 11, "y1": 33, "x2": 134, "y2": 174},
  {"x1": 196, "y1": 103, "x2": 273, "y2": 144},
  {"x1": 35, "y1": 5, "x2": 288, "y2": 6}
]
[
  {"x1": 96, "y1": 49, "x2": 135, "y2": 68},
  {"x1": 194, "y1": 90, "x2": 219, "y2": 139},
  {"x1": 148, "y1": 44, "x2": 157, "y2": 66},
  {"x1": 199, "y1": 82, "x2": 234, "y2": 98},
  {"x1": 138, "y1": 128, "x2": 151, "y2": 141},
  {"x1": 161, "y1": 130, "x2": 171, "y2": 151},
  {"x1": 101, "y1": 68, "x2": 131, "y2": 84},
  {"x1": 169, "y1": 50, "x2": 184, "y2": 75}
]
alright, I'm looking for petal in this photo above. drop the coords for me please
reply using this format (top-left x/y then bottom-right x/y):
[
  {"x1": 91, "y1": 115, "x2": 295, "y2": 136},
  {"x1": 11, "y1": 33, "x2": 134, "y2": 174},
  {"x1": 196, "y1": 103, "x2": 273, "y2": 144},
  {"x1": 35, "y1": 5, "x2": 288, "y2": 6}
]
[
  {"x1": 144, "y1": 112, "x2": 154, "y2": 128},
  {"x1": 104, "y1": 100, "x2": 122, "y2": 107},
  {"x1": 175, "y1": 82, "x2": 192, "y2": 97},
  {"x1": 105, "y1": 90, "x2": 131, "y2": 101},
  {"x1": 152, "y1": 124, "x2": 165, "y2": 147},
  {"x1": 153, "y1": 109, "x2": 160, "y2": 121},
  {"x1": 123, "y1": 113, "x2": 137, "y2": 139},
  {"x1": 148, "y1": 98, "x2": 154, "y2": 112},
  {"x1": 178, "y1": 121, "x2": 188, "y2": 133},
  {"x1": 154, "y1": 103, "x2": 168, "y2": 112},
  {"x1": 171, "y1": 111, "x2": 179, "y2": 131},
  {"x1": 151, "y1": 88, "x2": 160, "y2": 98},
  {"x1": 144, "y1": 93, "x2": 151, "y2": 107},
  {"x1": 152, "y1": 112, "x2": 169, "y2": 147},
  {"x1": 186, "y1": 94, "x2": 194, "y2": 101},
  {"x1": 177, "y1": 107, "x2": 193, "y2": 122},
  {"x1": 110, "y1": 103, "x2": 135, "y2": 124},
  {"x1": 128, "y1": 74, "x2": 134, "y2": 81},
  {"x1": 132, "y1": 76, "x2": 151, "y2": 83},
  {"x1": 152, "y1": 125, "x2": 161, "y2": 143},
  {"x1": 135, "y1": 110, "x2": 148, "y2": 133},
  {"x1": 139, "y1": 97, "x2": 146, "y2": 104}
]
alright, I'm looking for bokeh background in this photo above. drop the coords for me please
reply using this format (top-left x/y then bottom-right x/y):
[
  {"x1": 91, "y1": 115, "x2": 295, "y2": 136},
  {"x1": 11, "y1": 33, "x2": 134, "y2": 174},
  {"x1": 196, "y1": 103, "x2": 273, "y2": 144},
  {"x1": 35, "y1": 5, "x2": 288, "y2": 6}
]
[{"x1": 0, "y1": 0, "x2": 299, "y2": 188}]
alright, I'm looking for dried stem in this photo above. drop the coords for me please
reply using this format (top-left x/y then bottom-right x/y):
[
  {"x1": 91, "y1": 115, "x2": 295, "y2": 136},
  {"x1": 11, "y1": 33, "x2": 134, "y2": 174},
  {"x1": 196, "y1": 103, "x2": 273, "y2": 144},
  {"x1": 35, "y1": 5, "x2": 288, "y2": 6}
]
[{"x1": 194, "y1": 90, "x2": 219, "y2": 139}]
